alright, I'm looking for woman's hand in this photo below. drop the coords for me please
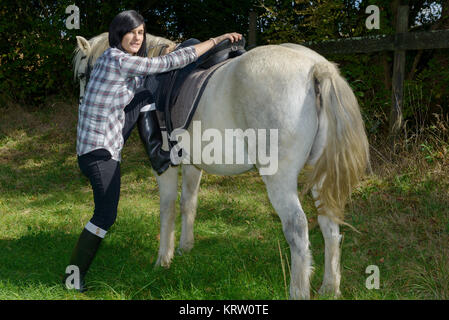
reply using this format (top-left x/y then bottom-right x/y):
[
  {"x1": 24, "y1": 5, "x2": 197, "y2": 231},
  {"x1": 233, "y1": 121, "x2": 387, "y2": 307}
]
[
  {"x1": 161, "y1": 43, "x2": 176, "y2": 55},
  {"x1": 213, "y1": 32, "x2": 242, "y2": 44},
  {"x1": 193, "y1": 32, "x2": 242, "y2": 57}
]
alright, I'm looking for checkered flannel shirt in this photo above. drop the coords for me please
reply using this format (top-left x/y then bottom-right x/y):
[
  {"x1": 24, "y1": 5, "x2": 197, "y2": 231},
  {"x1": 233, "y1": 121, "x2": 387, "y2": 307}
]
[{"x1": 76, "y1": 46, "x2": 198, "y2": 161}]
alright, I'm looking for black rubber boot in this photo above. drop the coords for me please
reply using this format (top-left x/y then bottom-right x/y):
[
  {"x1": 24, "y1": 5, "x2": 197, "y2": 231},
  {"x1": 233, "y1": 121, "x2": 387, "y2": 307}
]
[
  {"x1": 63, "y1": 228, "x2": 103, "y2": 293},
  {"x1": 138, "y1": 110, "x2": 172, "y2": 175}
]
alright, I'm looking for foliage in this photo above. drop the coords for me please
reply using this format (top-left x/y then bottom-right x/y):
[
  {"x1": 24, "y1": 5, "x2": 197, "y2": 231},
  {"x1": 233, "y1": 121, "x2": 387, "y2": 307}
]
[
  {"x1": 152, "y1": 0, "x2": 258, "y2": 41},
  {"x1": 255, "y1": 0, "x2": 448, "y2": 136},
  {"x1": 414, "y1": 52, "x2": 449, "y2": 109},
  {"x1": 0, "y1": 0, "x2": 80, "y2": 105},
  {"x1": 0, "y1": 0, "x2": 258, "y2": 107},
  {"x1": 0, "y1": 0, "x2": 448, "y2": 127}
]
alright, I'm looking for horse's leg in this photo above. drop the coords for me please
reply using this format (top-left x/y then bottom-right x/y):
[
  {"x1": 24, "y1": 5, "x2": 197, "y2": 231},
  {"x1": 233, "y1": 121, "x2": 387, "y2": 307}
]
[
  {"x1": 154, "y1": 166, "x2": 178, "y2": 268},
  {"x1": 312, "y1": 185, "x2": 342, "y2": 298},
  {"x1": 262, "y1": 170, "x2": 312, "y2": 300},
  {"x1": 178, "y1": 164, "x2": 202, "y2": 254}
]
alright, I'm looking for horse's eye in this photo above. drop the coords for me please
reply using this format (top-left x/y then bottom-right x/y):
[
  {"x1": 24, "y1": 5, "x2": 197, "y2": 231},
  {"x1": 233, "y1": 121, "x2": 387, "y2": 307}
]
[{"x1": 78, "y1": 73, "x2": 86, "y2": 80}]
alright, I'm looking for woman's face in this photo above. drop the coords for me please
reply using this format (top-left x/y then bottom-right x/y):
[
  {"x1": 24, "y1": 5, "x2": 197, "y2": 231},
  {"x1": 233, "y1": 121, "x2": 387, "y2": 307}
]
[{"x1": 121, "y1": 24, "x2": 144, "y2": 55}]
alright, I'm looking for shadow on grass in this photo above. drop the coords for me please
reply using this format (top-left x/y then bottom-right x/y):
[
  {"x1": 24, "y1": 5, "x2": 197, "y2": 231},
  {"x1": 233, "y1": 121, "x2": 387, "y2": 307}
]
[
  {"x1": 0, "y1": 225, "x2": 288, "y2": 299},
  {"x1": 0, "y1": 100, "x2": 154, "y2": 199},
  {"x1": 0, "y1": 231, "x2": 85, "y2": 288},
  {"x1": 0, "y1": 229, "x2": 159, "y2": 297}
]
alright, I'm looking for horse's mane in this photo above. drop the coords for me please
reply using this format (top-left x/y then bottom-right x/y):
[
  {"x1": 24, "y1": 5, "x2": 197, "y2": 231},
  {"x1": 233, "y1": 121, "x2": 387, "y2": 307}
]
[{"x1": 72, "y1": 32, "x2": 177, "y2": 80}]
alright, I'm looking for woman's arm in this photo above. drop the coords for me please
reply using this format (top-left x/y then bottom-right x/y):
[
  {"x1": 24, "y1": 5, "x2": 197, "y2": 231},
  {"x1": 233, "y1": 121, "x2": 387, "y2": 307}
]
[
  {"x1": 192, "y1": 32, "x2": 242, "y2": 57},
  {"x1": 118, "y1": 46, "x2": 198, "y2": 78},
  {"x1": 119, "y1": 32, "x2": 242, "y2": 78}
]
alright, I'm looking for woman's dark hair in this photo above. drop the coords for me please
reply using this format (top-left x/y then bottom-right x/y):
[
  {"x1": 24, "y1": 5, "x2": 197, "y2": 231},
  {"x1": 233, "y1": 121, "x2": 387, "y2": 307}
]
[{"x1": 109, "y1": 10, "x2": 147, "y2": 57}]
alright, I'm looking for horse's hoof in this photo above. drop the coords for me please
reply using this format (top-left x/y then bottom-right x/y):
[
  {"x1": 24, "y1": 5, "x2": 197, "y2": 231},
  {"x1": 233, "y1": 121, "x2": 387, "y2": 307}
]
[
  {"x1": 154, "y1": 257, "x2": 172, "y2": 269},
  {"x1": 318, "y1": 285, "x2": 341, "y2": 299},
  {"x1": 176, "y1": 247, "x2": 184, "y2": 256},
  {"x1": 289, "y1": 287, "x2": 311, "y2": 300},
  {"x1": 176, "y1": 244, "x2": 193, "y2": 255}
]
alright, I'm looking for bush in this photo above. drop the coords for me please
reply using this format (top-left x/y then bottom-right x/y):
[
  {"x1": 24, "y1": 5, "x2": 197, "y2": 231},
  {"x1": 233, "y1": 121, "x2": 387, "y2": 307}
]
[{"x1": 0, "y1": 0, "x2": 82, "y2": 107}]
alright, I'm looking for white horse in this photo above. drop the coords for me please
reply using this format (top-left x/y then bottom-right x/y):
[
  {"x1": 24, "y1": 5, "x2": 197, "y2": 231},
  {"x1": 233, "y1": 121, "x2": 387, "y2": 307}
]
[{"x1": 73, "y1": 33, "x2": 369, "y2": 299}]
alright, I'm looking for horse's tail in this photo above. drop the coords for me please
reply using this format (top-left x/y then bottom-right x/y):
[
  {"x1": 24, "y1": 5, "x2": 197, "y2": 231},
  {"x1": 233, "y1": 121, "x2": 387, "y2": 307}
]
[{"x1": 303, "y1": 61, "x2": 370, "y2": 225}]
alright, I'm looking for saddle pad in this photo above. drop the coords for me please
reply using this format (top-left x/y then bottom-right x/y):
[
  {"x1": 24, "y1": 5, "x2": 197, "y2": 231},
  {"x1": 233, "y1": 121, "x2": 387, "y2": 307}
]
[{"x1": 158, "y1": 59, "x2": 230, "y2": 132}]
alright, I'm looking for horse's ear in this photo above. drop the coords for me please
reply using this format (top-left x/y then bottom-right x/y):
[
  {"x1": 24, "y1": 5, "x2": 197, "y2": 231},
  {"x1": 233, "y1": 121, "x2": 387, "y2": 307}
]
[
  {"x1": 167, "y1": 43, "x2": 176, "y2": 53},
  {"x1": 76, "y1": 36, "x2": 91, "y2": 55}
]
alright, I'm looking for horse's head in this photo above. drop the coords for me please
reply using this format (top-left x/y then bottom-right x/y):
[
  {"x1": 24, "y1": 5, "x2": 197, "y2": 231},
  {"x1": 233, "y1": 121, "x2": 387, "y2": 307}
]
[
  {"x1": 73, "y1": 35, "x2": 93, "y2": 105},
  {"x1": 147, "y1": 41, "x2": 177, "y2": 57}
]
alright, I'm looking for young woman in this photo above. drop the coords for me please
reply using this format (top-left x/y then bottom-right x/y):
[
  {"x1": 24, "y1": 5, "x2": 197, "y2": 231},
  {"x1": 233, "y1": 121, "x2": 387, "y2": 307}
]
[{"x1": 65, "y1": 9, "x2": 242, "y2": 292}]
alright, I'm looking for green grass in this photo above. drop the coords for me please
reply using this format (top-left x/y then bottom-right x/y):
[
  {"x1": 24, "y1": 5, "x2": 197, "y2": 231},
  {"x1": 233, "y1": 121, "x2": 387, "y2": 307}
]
[{"x1": 1, "y1": 98, "x2": 448, "y2": 300}]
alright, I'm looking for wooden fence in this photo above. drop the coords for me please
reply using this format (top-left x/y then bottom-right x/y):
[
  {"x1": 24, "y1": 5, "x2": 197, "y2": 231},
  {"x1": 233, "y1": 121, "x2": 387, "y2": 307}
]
[{"x1": 247, "y1": 5, "x2": 449, "y2": 142}]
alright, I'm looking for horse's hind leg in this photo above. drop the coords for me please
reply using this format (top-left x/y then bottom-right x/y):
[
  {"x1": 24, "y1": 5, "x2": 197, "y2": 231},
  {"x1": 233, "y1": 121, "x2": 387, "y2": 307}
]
[
  {"x1": 262, "y1": 170, "x2": 312, "y2": 300},
  {"x1": 312, "y1": 185, "x2": 342, "y2": 298},
  {"x1": 178, "y1": 164, "x2": 202, "y2": 254},
  {"x1": 155, "y1": 166, "x2": 178, "y2": 267}
]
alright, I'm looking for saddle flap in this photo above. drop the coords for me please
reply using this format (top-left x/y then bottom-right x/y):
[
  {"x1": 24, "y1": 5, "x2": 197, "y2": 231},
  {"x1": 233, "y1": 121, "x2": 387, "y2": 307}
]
[{"x1": 146, "y1": 38, "x2": 247, "y2": 141}]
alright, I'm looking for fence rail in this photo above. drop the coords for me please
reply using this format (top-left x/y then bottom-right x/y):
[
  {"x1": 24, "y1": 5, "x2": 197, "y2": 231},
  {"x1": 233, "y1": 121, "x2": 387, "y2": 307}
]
[{"x1": 301, "y1": 29, "x2": 449, "y2": 55}]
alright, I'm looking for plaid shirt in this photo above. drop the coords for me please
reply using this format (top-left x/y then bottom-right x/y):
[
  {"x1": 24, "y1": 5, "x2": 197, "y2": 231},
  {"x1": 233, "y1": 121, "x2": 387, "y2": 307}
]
[{"x1": 76, "y1": 46, "x2": 198, "y2": 161}]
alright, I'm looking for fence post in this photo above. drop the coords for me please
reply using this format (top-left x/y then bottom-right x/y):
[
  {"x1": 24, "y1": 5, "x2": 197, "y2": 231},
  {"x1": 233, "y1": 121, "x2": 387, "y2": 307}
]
[
  {"x1": 389, "y1": 5, "x2": 409, "y2": 147},
  {"x1": 248, "y1": 10, "x2": 257, "y2": 49}
]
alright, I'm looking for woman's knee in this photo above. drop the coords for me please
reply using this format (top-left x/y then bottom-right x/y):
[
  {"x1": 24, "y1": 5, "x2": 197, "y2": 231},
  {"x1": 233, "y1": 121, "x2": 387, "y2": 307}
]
[
  {"x1": 91, "y1": 208, "x2": 118, "y2": 231},
  {"x1": 88, "y1": 159, "x2": 121, "y2": 231},
  {"x1": 91, "y1": 188, "x2": 120, "y2": 230}
]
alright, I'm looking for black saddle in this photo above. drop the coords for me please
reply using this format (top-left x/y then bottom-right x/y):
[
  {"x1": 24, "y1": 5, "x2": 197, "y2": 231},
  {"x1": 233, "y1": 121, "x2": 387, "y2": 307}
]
[
  {"x1": 144, "y1": 37, "x2": 246, "y2": 141},
  {"x1": 198, "y1": 37, "x2": 246, "y2": 69}
]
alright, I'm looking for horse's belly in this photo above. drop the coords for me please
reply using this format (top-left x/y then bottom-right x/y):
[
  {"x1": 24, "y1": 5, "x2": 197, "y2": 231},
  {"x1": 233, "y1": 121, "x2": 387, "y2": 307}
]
[
  {"x1": 169, "y1": 127, "x2": 256, "y2": 175},
  {"x1": 195, "y1": 163, "x2": 254, "y2": 175}
]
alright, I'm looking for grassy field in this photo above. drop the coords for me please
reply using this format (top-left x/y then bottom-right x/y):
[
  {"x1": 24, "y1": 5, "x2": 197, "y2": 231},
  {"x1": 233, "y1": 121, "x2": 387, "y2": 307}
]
[{"x1": 0, "y1": 97, "x2": 448, "y2": 300}]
